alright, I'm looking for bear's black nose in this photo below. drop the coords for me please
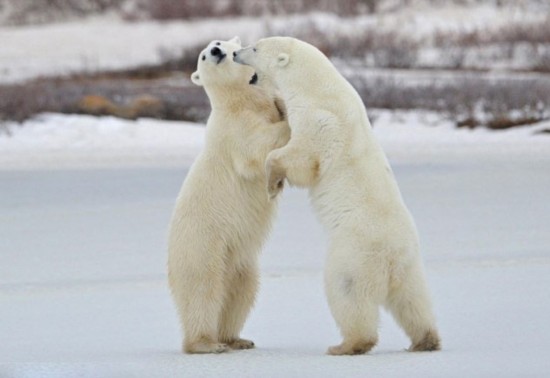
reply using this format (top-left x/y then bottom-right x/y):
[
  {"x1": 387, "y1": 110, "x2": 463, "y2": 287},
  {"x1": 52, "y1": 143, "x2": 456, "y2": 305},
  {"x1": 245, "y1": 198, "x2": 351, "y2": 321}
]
[{"x1": 211, "y1": 47, "x2": 221, "y2": 56}]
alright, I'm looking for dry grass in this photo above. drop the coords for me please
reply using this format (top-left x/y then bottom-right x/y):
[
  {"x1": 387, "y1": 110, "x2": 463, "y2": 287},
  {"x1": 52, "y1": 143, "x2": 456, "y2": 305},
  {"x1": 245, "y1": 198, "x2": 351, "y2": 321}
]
[
  {"x1": 3, "y1": 65, "x2": 548, "y2": 130},
  {"x1": 0, "y1": 41, "x2": 209, "y2": 123},
  {"x1": 351, "y1": 75, "x2": 550, "y2": 129},
  {"x1": 0, "y1": 75, "x2": 210, "y2": 123}
]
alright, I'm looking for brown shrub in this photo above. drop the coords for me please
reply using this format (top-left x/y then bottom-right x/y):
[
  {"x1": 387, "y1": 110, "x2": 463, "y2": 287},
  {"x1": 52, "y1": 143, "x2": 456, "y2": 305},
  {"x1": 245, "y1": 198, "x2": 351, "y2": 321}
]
[
  {"x1": 351, "y1": 73, "x2": 550, "y2": 129},
  {"x1": 77, "y1": 94, "x2": 165, "y2": 119},
  {"x1": 486, "y1": 116, "x2": 541, "y2": 130},
  {"x1": 129, "y1": 94, "x2": 165, "y2": 118},
  {"x1": 0, "y1": 74, "x2": 210, "y2": 124},
  {"x1": 456, "y1": 117, "x2": 478, "y2": 129},
  {"x1": 78, "y1": 95, "x2": 118, "y2": 116}
]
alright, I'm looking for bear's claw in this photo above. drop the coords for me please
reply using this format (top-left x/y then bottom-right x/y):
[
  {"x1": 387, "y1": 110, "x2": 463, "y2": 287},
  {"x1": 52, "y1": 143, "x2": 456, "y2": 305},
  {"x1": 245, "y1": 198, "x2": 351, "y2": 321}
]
[{"x1": 266, "y1": 159, "x2": 286, "y2": 200}]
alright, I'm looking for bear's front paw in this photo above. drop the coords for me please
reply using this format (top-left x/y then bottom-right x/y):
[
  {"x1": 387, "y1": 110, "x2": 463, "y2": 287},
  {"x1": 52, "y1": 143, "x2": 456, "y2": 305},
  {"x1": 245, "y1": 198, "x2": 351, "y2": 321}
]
[{"x1": 266, "y1": 157, "x2": 286, "y2": 200}]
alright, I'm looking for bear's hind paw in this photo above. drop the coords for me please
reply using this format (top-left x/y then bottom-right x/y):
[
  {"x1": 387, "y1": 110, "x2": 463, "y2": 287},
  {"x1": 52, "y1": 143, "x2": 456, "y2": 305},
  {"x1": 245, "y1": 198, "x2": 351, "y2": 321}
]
[
  {"x1": 227, "y1": 338, "x2": 255, "y2": 350},
  {"x1": 409, "y1": 330, "x2": 441, "y2": 352},
  {"x1": 327, "y1": 340, "x2": 376, "y2": 356},
  {"x1": 184, "y1": 341, "x2": 229, "y2": 354}
]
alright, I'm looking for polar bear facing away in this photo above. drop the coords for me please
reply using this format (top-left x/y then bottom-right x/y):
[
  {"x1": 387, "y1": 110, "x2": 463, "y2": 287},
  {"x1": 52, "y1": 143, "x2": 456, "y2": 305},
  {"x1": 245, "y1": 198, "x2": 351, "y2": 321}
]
[
  {"x1": 234, "y1": 37, "x2": 441, "y2": 355},
  {"x1": 168, "y1": 37, "x2": 290, "y2": 354}
]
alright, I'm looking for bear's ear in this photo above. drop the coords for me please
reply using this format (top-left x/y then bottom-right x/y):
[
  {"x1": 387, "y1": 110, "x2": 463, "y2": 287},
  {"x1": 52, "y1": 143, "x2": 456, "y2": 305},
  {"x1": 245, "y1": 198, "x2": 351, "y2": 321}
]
[
  {"x1": 191, "y1": 71, "x2": 202, "y2": 86},
  {"x1": 229, "y1": 36, "x2": 242, "y2": 46},
  {"x1": 277, "y1": 53, "x2": 290, "y2": 67}
]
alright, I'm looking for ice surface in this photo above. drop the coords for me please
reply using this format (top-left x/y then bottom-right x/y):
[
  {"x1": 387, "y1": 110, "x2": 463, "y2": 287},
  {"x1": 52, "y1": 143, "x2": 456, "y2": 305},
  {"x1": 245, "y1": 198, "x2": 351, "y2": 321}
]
[{"x1": 1, "y1": 114, "x2": 550, "y2": 377}]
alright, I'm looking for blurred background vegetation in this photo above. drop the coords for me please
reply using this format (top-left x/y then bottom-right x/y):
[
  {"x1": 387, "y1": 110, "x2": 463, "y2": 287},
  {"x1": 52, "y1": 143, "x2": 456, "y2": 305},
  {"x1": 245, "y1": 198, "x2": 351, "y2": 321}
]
[{"x1": 1, "y1": 0, "x2": 549, "y2": 130}]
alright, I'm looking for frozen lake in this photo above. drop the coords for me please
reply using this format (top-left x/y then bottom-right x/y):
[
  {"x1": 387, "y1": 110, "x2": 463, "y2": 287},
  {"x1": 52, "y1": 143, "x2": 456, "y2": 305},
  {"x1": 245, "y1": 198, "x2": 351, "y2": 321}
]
[{"x1": 1, "y1": 156, "x2": 550, "y2": 377}]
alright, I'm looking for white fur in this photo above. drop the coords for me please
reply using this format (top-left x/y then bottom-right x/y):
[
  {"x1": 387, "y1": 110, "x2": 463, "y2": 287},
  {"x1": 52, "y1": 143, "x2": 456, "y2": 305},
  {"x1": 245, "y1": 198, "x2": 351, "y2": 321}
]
[
  {"x1": 168, "y1": 37, "x2": 290, "y2": 354},
  {"x1": 234, "y1": 37, "x2": 441, "y2": 355}
]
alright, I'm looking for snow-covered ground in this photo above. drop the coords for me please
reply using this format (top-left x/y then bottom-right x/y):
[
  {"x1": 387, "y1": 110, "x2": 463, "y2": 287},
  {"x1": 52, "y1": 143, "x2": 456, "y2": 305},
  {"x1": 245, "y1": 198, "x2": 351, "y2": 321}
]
[
  {"x1": 1, "y1": 111, "x2": 549, "y2": 170},
  {"x1": 1, "y1": 113, "x2": 550, "y2": 377}
]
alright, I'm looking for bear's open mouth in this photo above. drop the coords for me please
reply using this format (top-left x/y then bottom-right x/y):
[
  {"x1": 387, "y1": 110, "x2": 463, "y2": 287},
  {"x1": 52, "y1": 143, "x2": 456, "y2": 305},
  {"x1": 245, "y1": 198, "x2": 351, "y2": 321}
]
[
  {"x1": 216, "y1": 54, "x2": 226, "y2": 64},
  {"x1": 249, "y1": 73, "x2": 258, "y2": 85}
]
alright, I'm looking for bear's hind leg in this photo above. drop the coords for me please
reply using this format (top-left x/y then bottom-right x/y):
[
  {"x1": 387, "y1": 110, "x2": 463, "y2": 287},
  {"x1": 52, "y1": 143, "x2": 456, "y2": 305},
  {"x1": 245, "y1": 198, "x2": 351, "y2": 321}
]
[
  {"x1": 218, "y1": 263, "x2": 259, "y2": 350},
  {"x1": 386, "y1": 262, "x2": 441, "y2": 352},
  {"x1": 325, "y1": 298, "x2": 379, "y2": 355},
  {"x1": 325, "y1": 265, "x2": 380, "y2": 355},
  {"x1": 168, "y1": 252, "x2": 229, "y2": 354},
  {"x1": 179, "y1": 277, "x2": 230, "y2": 354}
]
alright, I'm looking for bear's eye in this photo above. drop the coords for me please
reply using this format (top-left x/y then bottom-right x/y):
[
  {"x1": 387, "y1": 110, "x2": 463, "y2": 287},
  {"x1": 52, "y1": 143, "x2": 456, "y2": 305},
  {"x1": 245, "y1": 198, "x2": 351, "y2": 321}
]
[
  {"x1": 215, "y1": 42, "x2": 221, "y2": 46},
  {"x1": 202, "y1": 55, "x2": 206, "y2": 61},
  {"x1": 253, "y1": 47, "x2": 257, "y2": 52}
]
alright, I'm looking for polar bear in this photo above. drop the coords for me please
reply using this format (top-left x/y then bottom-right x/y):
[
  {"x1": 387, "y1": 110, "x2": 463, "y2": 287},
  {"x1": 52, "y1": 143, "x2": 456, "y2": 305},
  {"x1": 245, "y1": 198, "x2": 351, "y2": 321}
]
[
  {"x1": 234, "y1": 37, "x2": 441, "y2": 355},
  {"x1": 168, "y1": 37, "x2": 290, "y2": 354}
]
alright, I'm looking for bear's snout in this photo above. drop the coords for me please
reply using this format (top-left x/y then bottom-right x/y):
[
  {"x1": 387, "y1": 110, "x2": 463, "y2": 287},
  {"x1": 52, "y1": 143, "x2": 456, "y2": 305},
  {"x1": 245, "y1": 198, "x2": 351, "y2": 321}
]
[
  {"x1": 232, "y1": 47, "x2": 253, "y2": 66},
  {"x1": 210, "y1": 46, "x2": 227, "y2": 64}
]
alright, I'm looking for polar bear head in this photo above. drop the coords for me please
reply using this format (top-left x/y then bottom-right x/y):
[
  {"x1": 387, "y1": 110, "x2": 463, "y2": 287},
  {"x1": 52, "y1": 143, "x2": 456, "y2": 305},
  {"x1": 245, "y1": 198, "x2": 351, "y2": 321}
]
[
  {"x1": 232, "y1": 37, "x2": 296, "y2": 81},
  {"x1": 233, "y1": 36, "x2": 335, "y2": 89},
  {"x1": 191, "y1": 37, "x2": 257, "y2": 87}
]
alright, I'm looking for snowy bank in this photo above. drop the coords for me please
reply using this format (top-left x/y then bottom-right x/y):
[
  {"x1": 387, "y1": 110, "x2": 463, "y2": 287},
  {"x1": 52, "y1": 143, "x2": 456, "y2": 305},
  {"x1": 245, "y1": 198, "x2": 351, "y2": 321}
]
[
  {"x1": 0, "y1": 114, "x2": 205, "y2": 169},
  {"x1": 1, "y1": 111, "x2": 549, "y2": 170}
]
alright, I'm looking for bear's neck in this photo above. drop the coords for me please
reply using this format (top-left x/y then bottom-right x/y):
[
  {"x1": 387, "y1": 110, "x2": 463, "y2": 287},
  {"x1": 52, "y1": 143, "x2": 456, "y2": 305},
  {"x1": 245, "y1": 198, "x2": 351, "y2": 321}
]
[
  {"x1": 278, "y1": 73, "x2": 322, "y2": 102},
  {"x1": 205, "y1": 83, "x2": 260, "y2": 111}
]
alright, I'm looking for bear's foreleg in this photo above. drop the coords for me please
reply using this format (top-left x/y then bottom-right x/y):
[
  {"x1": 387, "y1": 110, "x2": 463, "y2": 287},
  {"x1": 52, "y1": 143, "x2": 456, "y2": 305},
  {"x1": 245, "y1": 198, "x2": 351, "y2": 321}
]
[
  {"x1": 233, "y1": 120, "x2": 290, "y2": 182},
  {"x1": 266, "y1": 143, "x2": 320, "y2": 199}
]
